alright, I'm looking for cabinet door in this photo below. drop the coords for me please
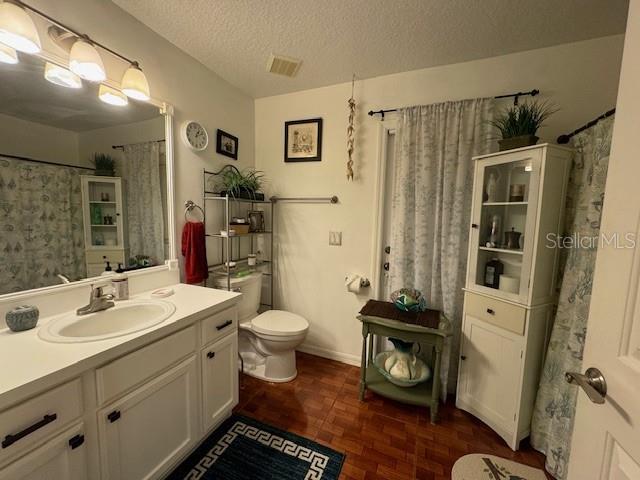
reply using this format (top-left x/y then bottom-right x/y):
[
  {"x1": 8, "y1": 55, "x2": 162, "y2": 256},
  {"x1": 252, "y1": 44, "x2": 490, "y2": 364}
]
[
  {"x1": 0, "y1": 424, "x2": 87, "y2": 480},
  {"x1": 467, "y1": 149, "x2": 542, "y2": 303},
  {"x1": 457, "y1": 315, "x2": 523, "y2": 433},
  {"x1": 202, "y1": 333, "x2": 238, "y2": 433},
  {"x1": 98, "y1": 356, "x2": 198, "y2": 480}
]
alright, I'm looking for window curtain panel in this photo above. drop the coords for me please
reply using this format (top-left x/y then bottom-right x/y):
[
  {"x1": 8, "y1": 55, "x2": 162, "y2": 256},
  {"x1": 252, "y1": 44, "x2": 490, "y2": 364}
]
[
  {"x1": 388, "y1": 98, "x2": 494, "y2": 396},
  {"x1": 0, "y1": 156, "x2": 86, "y2": 294},
  {"x1": 121, "y1": 142, "x2": 165, "y2": 265},
  {"x1": 530, "y1": 116, "x2": 614, "y2": 480}
]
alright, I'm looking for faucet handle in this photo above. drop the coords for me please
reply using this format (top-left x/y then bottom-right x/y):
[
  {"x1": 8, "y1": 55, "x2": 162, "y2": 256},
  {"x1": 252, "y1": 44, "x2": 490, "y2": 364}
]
[{"x1": 90, "y1": 281, "x2": 112, "y2": 298}]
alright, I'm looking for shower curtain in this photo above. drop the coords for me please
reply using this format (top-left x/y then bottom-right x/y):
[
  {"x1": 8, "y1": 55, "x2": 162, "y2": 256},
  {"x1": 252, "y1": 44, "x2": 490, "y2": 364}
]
[
  {"x1": 121, "y1": 142, "x2": 165, "y2": 265},
  {"x1": 0, "y1": 155, "x2": 86, "y2": 294},
  {"x1": 388, "y1": 98, "x2": 494, "y2": 395},
  {"x1": 530, "y1": 116, "x2": 614, "y2": 480}
]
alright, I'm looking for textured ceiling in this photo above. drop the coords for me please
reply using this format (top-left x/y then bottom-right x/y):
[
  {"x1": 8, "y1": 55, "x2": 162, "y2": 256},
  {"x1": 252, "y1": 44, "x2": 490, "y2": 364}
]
[
  {"x1": 113, "y1": 0, "x2": 629, "y2": 98},
  {"x1": 0, "y1": 54, "x2": 160, "y2": 132}
]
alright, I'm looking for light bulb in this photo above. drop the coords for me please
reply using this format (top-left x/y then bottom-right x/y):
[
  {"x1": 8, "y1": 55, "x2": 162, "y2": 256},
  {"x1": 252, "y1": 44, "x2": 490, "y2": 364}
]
[
  {"x1": 121, "y1": 62, "x2": 150, "y2": 101},
  {"x1": 0, "y1": 41, "x2": 18, "y2": 64},
  {"x1": 99, "y1": 84, "x2": 128, "y2": 106},
  {"x1": 44, "y1": 62, "x2": 82, "y2": 88},
  {"x1": 0, "y1": 1, "x2": 41, "y2": 54},
  {"x1": 69, "y1": 38, "x2": 105, "y2": 82}
]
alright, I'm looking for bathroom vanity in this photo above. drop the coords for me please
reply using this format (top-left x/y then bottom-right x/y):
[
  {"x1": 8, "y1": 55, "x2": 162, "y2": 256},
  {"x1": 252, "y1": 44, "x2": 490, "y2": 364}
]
[{"x1": 0, "y1": 283, "x2": 240, "y2": 480}]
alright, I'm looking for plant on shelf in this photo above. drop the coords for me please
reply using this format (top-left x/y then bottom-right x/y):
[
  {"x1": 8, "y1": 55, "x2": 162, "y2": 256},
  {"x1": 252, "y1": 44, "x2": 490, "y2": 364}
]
[
  {"x1": 220, "y1": 165, "x2": 265, "y2": 201},
  {"x1": 490, "y1": 100, "x2": 558, "y2": 151},
  {"x1": 92, "y1": 153, "x2": 116, "y2": 176}
]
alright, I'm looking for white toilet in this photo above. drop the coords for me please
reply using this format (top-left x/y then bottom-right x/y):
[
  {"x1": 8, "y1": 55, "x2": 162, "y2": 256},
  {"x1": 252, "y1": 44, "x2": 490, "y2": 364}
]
[{"x1": 213, "y1": 272, "x2": 308, "y2": 382}]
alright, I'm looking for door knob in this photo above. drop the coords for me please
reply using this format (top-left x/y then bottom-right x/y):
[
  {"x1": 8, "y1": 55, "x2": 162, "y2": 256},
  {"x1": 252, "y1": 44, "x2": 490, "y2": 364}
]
[{"x1": 565, "y1": 367, "x2": 607, "y2": 404}]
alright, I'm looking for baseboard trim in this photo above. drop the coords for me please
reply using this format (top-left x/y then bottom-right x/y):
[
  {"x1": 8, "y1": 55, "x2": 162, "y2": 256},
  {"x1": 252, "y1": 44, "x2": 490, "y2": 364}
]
[{"x1": 296, "y1": 344, "x2": 360, "y2": 367}]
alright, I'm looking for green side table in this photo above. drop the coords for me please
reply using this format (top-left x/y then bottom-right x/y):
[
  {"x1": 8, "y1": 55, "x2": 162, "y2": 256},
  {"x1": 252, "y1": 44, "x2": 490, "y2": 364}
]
[{"x1": 357, "y1": 310, "x2": 452, "y2": 424}]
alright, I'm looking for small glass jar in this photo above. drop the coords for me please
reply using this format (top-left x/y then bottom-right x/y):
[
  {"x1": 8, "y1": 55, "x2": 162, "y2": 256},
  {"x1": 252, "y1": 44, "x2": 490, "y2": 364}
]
[{"x1": 247, "y1": 254, "x2": 257, "y2": 266}]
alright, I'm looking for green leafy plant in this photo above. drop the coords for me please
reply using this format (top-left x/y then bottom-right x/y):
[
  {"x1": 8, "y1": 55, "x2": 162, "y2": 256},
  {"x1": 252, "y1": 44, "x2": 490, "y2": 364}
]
[
  {"x1": 490, "y1": 101, "x2": 558, "y2": 139},
  {"x1": 221, "y1": 165, "x2": 264, "y2": 199},
  {"x1": 92, "y1": 153, "x2": 116, "y2": 176}
]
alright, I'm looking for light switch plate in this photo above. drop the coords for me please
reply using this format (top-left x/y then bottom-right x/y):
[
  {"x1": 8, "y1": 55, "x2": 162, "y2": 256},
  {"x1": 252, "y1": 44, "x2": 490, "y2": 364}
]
[{"x1": 329, "y1": 231, "x2": 342, "y2": 246}]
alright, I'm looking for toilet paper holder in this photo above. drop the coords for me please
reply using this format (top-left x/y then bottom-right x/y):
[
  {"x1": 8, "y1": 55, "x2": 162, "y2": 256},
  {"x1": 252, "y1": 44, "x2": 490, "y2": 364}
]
[{"x1": 345, "y1": 275, "x2": 371, "y2": 289}]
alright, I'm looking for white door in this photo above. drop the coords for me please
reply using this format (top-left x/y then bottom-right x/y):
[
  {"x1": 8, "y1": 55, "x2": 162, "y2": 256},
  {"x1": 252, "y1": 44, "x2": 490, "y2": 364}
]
[
  {"x1": 98, "y1": 357, "x2": 198, "y2": 480},
  {"x1": 567, "y1": 2, "x2": 640, "y2": 478},
  {"x1": 0, "y1": 424, "x2": 86, "y2": 480},
  {"x1": 457, "y1": 316, "x2": 522, "y2": 440},
  {"x1": 202, "y1": 334, "x2": 238, "y2": 433}
]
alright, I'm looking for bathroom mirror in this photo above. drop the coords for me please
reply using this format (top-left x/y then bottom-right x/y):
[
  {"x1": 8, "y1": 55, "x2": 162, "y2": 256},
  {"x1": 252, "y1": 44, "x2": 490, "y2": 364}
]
[{"x1": 0, "y1": 54, "x2": 173, "y2": 295}]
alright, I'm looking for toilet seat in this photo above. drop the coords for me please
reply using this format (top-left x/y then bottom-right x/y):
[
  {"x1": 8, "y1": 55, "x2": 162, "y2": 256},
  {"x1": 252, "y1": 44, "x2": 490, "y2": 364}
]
[{"x1": 251, "y1": 310, "x2": 308, "y2": 337}]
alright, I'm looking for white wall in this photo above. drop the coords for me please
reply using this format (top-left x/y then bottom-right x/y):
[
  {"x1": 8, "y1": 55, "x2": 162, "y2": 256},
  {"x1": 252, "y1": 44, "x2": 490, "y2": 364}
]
[
  {"x1": 255, "y1": 35, "x2": 625, "y2": 365},
  {"x1": 29, "y1": 0, "x2": 255, "y2": 277},
  {"x1": 0, "y1": 113, "x2": 82, "y2": 166}
]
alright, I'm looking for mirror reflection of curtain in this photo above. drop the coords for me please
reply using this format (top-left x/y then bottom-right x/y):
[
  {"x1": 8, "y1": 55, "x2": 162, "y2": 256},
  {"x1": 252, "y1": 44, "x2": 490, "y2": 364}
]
[
  {"x1": 120, "y1": 142, "x2": 165, "y2": 265},
  {"x1": 389, "y1": 98, "x2": 494, "y2": 398},
  {"x1": 530, "y1": 116, "x2": 614, "y2": 480},
  {"x1": 0, "y1": 156, "x2": 86, "y2": 294}
]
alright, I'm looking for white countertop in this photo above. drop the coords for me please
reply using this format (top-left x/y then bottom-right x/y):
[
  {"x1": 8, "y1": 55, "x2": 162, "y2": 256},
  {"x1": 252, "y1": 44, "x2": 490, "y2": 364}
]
[{"x1": 0, "y1": 283, "x2": 240, "y2": 411}]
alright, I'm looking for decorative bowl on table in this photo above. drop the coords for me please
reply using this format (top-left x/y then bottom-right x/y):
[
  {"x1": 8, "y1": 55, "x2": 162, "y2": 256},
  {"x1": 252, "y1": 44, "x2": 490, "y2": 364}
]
[
  {"x1": 373, "y1": 351, "x2": 431, "y2": 388},
  {"x1": 390, "y1": 288, "x2": 427, "y2": 313}
]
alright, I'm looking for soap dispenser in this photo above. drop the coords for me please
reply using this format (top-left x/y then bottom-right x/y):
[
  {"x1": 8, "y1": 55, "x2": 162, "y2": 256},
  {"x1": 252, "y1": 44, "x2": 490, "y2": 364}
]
[{"x1": 112, "y1": 264, "x2": 129, "y2": 300}]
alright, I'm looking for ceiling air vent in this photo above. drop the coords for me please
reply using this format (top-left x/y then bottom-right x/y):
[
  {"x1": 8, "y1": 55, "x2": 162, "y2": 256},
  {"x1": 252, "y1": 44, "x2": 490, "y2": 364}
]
[{"x1": 266, "y1": 54, "x2": 302, "y2": 78}]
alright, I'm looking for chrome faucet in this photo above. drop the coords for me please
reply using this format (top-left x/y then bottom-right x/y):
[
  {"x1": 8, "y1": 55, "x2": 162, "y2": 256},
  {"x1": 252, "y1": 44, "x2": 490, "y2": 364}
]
[{"x1": 77, "y1": 282, "x2": 115, "y2": 315}]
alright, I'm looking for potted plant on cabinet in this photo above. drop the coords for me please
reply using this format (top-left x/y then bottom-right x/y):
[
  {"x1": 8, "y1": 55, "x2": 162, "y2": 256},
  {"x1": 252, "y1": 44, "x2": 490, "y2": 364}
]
[
  {"x1": 490, "y1": 101, "x2": 558, "y2": 151},
  {"x1": 93, "y1": 153, "x2": 116, "y2": 176}
]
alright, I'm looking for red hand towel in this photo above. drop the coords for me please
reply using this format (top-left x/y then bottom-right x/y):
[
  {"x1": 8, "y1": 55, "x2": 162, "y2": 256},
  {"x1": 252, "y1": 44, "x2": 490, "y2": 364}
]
[{"x1": 181, "y1": 221, "x2": 209, "y2": 284}]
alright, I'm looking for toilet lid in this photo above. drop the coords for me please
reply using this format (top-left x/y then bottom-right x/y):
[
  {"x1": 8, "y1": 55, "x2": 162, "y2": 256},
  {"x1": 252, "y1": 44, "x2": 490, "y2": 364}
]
[{"x1": 251, "y1": 310, "x2": 308, "y2": 337}]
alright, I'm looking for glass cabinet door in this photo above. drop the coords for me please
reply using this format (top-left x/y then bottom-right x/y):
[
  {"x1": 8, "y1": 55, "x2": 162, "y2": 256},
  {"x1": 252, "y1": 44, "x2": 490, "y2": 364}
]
[
  {"x1": 85, "y1": 178, "x2": 123, "y2": 248},
  {"x1": 467, "y1": 152, "x2": 541, "y2": 303}
]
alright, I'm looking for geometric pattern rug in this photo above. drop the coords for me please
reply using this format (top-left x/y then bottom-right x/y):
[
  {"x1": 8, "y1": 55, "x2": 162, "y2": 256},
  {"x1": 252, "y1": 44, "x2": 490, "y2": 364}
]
[
  {"x1": 452, "y1": 454, "x2": 548, "y2": 480},
  {"x1": 166, "y1": 415, "x2": 345, "y2": 480}
]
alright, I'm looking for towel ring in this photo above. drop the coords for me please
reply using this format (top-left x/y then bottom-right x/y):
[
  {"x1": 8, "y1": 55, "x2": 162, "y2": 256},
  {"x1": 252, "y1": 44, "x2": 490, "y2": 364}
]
[{"x1": 184, "y1": 200, "x2": 204, "y2": 221}]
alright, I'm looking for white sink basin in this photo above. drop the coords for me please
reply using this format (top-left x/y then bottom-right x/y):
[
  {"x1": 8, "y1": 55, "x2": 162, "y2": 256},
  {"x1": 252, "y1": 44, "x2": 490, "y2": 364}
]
[{"x1": 38, "y1": 299, "x2": 176, "y2": 343}]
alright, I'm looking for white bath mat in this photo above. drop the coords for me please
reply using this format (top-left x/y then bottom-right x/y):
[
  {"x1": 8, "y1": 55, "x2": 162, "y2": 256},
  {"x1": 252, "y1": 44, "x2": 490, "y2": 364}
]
[{"x1": 452, "y1": 454, "x2": 547, "y2": 480}]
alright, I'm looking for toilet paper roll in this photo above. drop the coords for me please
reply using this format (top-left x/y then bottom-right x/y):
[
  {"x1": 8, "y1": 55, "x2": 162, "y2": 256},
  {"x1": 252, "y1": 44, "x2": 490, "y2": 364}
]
[
  {"x1": 345, "y1": 274, "x2": 363, "y2": 294},
  {"x1": 499, "y1": 275, "x2": 520, "y2": 294}
]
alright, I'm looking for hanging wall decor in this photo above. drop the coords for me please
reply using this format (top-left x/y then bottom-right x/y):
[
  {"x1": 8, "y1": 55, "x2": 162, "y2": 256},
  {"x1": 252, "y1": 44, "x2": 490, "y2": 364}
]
[{"x1": 347, "y1": 74, "x2": 356, "y2": 180}]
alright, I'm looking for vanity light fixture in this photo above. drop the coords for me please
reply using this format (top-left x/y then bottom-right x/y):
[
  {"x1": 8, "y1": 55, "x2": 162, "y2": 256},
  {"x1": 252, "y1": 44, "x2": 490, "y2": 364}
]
[
  {"x1": 0, "y1": 0, "x2": 41, "y2": 53},
  {"x1": 0, "y1": 42, "x2": 18, "y2": 64},
  {"x1": 69, "y1": 37, "x2": 105, "y2": 82},
  {"x1": 121, "y1": 61, "x2": 150, "y2": 101},
  {"x1": 44, "y1": 61, "x2": 82, "y2": 88},
  {"x1": 98, "y1": 84, "x2": 128, "y2": 106}
]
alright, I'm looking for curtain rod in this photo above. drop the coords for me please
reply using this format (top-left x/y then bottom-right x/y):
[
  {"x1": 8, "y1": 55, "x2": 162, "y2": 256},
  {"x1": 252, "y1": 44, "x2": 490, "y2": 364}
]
[
  {"x1": 112, "y1": 139, "x2": 165, "y2": 150},
  {"x1": 0, "y1": 153, "x2": 94, "y2": 171},
  {"x1": 556, "y1": 108, "x2": 616, "y2": 144},
  {"x1": 368, "y1": 89, "x2": 540, "y2": 119}
]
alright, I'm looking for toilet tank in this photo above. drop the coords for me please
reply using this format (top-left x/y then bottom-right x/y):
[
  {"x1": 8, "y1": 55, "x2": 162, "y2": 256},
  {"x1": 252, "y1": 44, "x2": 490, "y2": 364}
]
[{"x1": 212, "y1": 272, "x2": 263, "y2": 322}]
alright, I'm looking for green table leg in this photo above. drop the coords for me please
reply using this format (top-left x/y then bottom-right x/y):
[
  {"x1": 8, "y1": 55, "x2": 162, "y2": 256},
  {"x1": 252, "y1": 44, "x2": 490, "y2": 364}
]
[
  {"x1": 359, "y1": 328, "x2": 368, "y2": 401},
  {"x1": 430, "y1": 342, "x2": 443, "y2": 424}
]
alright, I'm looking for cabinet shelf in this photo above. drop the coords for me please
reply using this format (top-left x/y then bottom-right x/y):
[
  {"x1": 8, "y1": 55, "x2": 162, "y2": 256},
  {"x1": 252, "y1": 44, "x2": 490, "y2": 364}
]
[
  {"x1": 478, "y1": 246, "x2": 523, "y2": 255},
  {"x1": 206, "y1": 231, "x2": 272, "y2": 238},
  {"x1": 482, "y1": 201, "x2": 528, "y2": 206}
]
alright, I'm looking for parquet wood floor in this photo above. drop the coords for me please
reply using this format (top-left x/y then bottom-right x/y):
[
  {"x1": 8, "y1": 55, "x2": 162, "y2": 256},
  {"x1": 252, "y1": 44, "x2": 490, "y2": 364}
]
[{"x1": 235, "y1": 352, "x2": 551, "y2": 480}]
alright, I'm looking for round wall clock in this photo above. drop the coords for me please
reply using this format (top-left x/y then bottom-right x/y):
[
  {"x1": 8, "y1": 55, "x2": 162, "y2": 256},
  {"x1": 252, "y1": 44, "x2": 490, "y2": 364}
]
[{"x1": 181, "y1": 120, "x2": 209, "y2": 151}]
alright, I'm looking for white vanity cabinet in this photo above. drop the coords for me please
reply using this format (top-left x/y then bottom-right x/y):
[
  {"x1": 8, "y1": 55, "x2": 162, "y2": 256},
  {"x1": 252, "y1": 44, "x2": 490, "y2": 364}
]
[
  {"x1": 202, "y1": 334, "x2": 238, "y2": 433},
  {"x1": 456, "y1": 144, "x2": 572, "y2": 450}
]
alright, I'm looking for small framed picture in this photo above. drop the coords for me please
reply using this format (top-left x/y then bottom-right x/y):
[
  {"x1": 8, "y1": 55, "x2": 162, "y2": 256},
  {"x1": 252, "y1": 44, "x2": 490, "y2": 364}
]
[
  {"x1": 216, "y1": 129, "x2": 238, "y2": 160},
  {"x1": 284, "y1": 118, "x2": 323, "y2": 162}
]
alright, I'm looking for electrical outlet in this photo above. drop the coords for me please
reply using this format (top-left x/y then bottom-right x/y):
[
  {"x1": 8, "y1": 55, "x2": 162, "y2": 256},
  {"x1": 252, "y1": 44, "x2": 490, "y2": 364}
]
[{"x1": 329, "y1": 231, "x2": 342, "y2": 246}]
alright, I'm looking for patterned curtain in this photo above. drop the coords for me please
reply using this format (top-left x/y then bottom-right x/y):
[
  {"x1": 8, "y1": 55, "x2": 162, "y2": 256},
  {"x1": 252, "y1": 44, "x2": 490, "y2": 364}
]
[
  {"x1": 530, "y1": 116, "x2": 615, "y2": 479},
  {"x1": 389, "y1": 98, "x2": 494, "y2": 396},
  {"x1": 120, "y1": 142, "x2": 165, "y2": 264},
  {"x1": 0, "y1": 156, "x2": 86, "y2": 294}
]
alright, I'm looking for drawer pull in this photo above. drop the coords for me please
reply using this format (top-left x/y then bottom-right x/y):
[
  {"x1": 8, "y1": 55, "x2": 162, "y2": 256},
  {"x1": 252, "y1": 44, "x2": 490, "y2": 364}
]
[
  {"x1": 216, "y1": 320, "x2": 233, "y2": 331},
  {"x1": 460, "y1": 355, "x2": 467, "y2": 361},
  {"x1": 1, "y1": 413, "x2": 57, "y2": 449},
  {"x1": 107, "y1": 410, "x2": 121, "y2": 423},
  {"x1": 68, "y1": 434, "x2": 85, "y2": 450},
  {"x1": 486, "y1": 308, "x2": 495, "y2": 315},
  {"x1": 207, "y1": 351, "x2": 216, "y2": 359},
  {"x1": 471, "y1": 223, "x2": 479, "y2": 229}
]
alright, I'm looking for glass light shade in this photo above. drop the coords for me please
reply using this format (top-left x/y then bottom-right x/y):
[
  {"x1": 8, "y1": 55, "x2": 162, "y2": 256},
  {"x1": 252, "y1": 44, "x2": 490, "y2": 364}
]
[
  {"x1": 44, "y1": 62, "x2": 82, "y2": 88},
  {"x1": 99, "y1": 84, "x2": 128, "y2": 106},
  {"x1": 69, "y1": 39, "x2": 105, "y2": 82},
  {"x1": 0, "y1": 42, "x2": 18, "y2": 64},
  {"x1": 0, "y1": 1, "x2": 41, "y2": 53},
  {"x1": 121, "y1": 63, "x2": 150, "y2": 101}
]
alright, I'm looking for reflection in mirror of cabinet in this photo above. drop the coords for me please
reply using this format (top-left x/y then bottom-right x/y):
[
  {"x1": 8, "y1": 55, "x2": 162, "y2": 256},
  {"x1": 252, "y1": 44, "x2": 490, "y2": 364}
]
[{"x1": 457, "y1": 144, "x2": 572, "y2": 450}]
